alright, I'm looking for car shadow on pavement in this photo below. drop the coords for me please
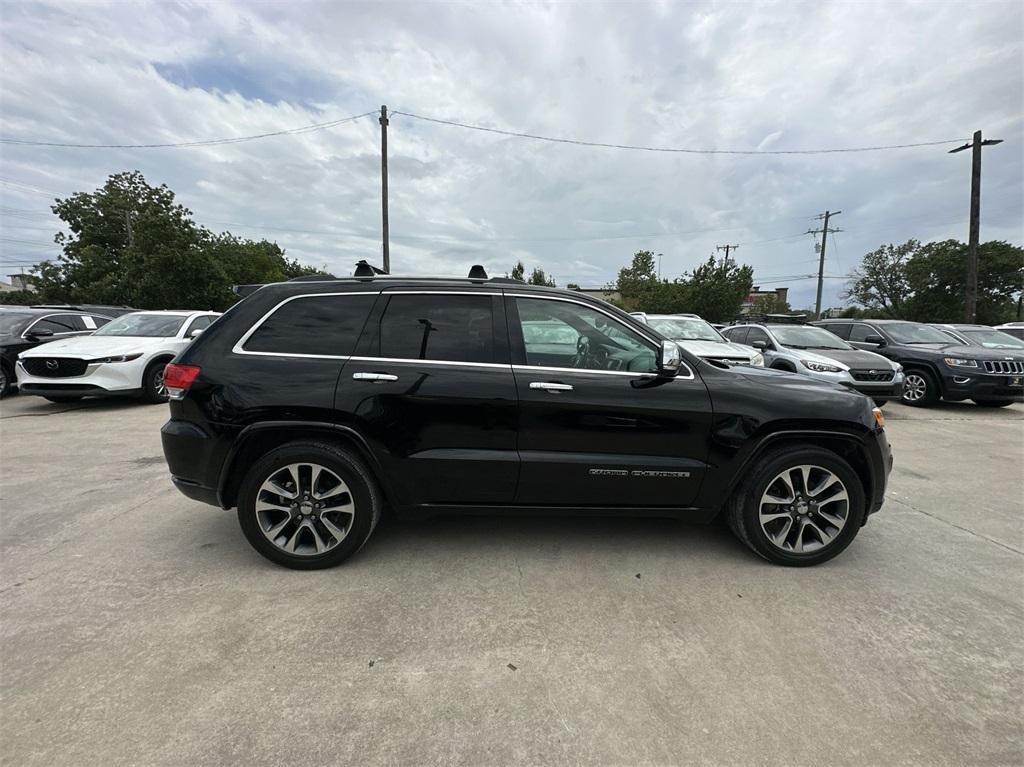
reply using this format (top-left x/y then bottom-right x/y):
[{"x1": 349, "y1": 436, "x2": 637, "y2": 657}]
[
  {"x1": 0, "y1": 393, "x2": 158, "y2": 416},
  {"x1": 884, "y1": 399, "x2": 1023, "y2": 419}
]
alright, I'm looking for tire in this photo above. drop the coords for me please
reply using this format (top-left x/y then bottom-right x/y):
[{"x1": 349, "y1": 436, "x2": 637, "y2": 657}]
[
  {"x1": 141, "y1": 359, "x2": 171, "y2": 404},
  {"x1": 973, "y1": 399, "x2": 1014, "y2": 408},
  {"x1": 44, "y1": 395, "x2": 83, "y2": 403},
  {"x1": 726, "y1": 446, "x2": 866, "y2": 566},
  {"x1": 236, "y1": 441, "x2": 382, "y2": 570},
  {"x1": 0, "y1": 362, "x2": 12, "y2": 399},
  {"x1": 901, "y1": 368, "x2": 939, "y2": 407}
]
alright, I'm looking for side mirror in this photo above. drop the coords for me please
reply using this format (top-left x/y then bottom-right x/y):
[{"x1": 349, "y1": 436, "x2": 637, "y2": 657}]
[
  {"x1": 188, "y1": 328, "x2": 205, "y2": 339},
  {"x1": 658, "y1": 340, "x2": 682, "y2": 377},
  {"x1": 26, "y1": 328, "x2": 54, "y2": 341},
  {"x1": 751, "y1": 340, "x2": 768, "y2": 351},
  {"x1": 864, "y1": 334, "x2": 886, "y2": 346}
]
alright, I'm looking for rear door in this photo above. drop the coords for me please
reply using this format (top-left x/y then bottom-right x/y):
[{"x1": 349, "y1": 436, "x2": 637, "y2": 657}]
[
  {"x1": 507, "y1": 293, "x2": 712, "y2": 508},
  {"x1": 337, "y1": 289, "x2": 518, "y2": 508}
]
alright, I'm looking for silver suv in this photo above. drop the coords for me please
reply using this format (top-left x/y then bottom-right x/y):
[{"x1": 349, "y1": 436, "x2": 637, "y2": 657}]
[
  {"x1": 630, "y1": 313, "x2": 763, "y2": 367},
  {"x1": 723, "y1": 321, "x2": 905, "y2": 404}
]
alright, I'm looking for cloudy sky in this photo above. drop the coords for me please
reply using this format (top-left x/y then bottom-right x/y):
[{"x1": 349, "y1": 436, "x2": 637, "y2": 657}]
[{"x1": 1, "y1": 0, "x2": 1021, "y2": 309}]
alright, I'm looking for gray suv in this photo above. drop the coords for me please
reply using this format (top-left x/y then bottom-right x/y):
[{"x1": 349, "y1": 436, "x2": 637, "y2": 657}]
[{"x1": 723, "y1": 321, "x2": 905, "y2": 404}]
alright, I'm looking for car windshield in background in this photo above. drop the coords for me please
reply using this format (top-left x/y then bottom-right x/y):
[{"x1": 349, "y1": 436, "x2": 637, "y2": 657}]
[
  {"x1": 0, "y1": 312, "x2": 35, "y2": 337},
  {"x1": 885, "y1": 323, "x2": 957, "y2": 344},
  {"x1": 93, "y1": 313, "x2": 185, "y2": 338},
  {"x1": 771, "y1": 325, "x2": 850, "y2": 350},
  {"x1": 960, "y1": 328, "x2": 1024, "y2": 349},
  {"x1": 648, "y1": 318, "x2": 722, "y2": 342}
]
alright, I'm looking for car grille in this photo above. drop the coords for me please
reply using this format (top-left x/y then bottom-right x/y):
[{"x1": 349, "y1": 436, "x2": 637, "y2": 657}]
[
  {"x1": 850, "y1": 369, "x2": 895, "y2": 382},
  {"x1": 22, "y1": 357, "x2": 88, "y2": 378},
  {"x1": 982, "y1": 360, "x2": 1024, "y2": 374},
  {"x1": 711, "y1": 357, "x2": 754, "y2": 366}
]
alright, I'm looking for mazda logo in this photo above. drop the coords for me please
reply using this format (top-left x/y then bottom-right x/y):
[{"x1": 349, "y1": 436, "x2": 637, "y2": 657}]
[{"x1": 45, "y1": 360, "x2": 58, "y2": 370}]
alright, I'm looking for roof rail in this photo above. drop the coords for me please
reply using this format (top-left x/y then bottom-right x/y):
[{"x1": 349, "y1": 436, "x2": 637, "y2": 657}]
[
  {"x1": 739, "y1": 313, "x2": 808, "y2": 325},
  {"x1": 288, "y1": 273, "x2": 337, "y2": 282}
]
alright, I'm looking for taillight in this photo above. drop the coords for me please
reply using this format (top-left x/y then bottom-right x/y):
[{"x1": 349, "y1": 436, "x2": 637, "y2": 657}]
[{"x1": 163, "y1": 363, "x2": 201, "y2": 400}]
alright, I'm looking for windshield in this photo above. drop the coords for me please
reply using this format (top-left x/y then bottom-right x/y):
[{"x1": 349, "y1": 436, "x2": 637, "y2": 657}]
[
  {"x1": 648, "y1": 317, "x2": 723, "y2": 342},
  {"x1": 960, "y1": 328, "x2": 1024, "y2": 349},
  {"x1": 93, "y1": 313, "x2": 185, "y2": 338},
  {"x1": 0, "y1": 312, "x2": 35, "y2": 337},
  {"x1": 885, "y1": 323, "x2": 956, "y2": 344},
  {"x1": 770, "y1": 325, "x2": 851, "y2": 350}
]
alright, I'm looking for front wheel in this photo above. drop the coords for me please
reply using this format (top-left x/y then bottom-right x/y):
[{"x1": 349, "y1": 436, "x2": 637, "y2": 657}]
[
  {"x1": 901, "y1": 369, "x2": 939, "y2": 407},
  {"x1": 726, "y1": 447, "x2": 866, "y2": 566},
  {"x1": 141, "y1": 360, "x2": 170, "y2": 403},
  {"x1": 236, "y1": 441, "x2": 382, "y2": 570},
  {"x1": 973, "y1": 399, "x2": 1014, "y2": 408}
]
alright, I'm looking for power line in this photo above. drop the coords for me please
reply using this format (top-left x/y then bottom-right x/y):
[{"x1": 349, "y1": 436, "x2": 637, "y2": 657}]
[
  {"x1": 391, "y1": 110, "x2": 967, "y2": 155},
  {"x1": 0, "y1": 111, "x2": 378, "y2": 149}
]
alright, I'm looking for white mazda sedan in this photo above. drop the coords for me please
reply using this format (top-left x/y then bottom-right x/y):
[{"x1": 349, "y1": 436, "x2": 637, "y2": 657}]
[{"x1": 16, "y1": 310, "x2": 219, "y2": 404}]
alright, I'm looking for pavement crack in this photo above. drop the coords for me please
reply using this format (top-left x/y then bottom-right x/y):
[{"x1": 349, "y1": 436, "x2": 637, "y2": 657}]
[
  {"x1": 0, "y1": 407, "x2": 86, "y2": 419},
  {"x1": 513, "y1": 555, "x2": 525, "y2": 598},
  {"x1": 889, "y1": 496, "x2": 1023, "y2": 556}
]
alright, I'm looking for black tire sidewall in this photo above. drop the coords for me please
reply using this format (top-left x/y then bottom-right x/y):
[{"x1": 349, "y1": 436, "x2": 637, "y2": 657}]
[
  {"x1": 142, "y1": 360, "x2": 170, "y2": 403},
  {"x1": 0, "y1": 361, "x2": 11, "y2": 398},
  {"x1": 737, "y1": 447, "x2": 866, "y2": 566},
  {"x1": 902, "y1": 368, "x2": 938, "y2": 406},
  {"x1": 236, "y1": 442, "x2": 380, "y2": 570}
]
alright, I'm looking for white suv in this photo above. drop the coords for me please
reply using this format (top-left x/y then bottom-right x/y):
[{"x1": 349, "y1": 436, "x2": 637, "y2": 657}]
[
  {"x1": 631, "y1": 313, "x2": 764, "y2": 367},
  {"x1": 16, "y1": 310, "x2": 219, "y2": 404}
]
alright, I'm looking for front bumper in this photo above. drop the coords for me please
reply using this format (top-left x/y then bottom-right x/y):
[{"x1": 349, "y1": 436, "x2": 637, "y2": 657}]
[
  {"x1": 866, "y1": 427, "x2": 893, "y2": 517},
  {"x1": 850, "y1": 373, "x2": 905, "y2": 402},
  {"x1": 16, "y1": 357, "x2": 145, "y2": 396},
  {"x1": 939, "y1": 370, "x2": 1024, "y2": 402}
]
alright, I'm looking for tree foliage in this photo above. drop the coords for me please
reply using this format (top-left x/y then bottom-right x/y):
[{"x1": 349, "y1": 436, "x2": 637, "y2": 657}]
[
  {"x1": 30, "y1": 171, "x2": 322, "y2": 311},
  {"x1": 845, "y1": 238, "x2": 1022, "y2": 323},
  {"x1": 749, "y1": 293, "x2": 791, "y2": 315},
  {"x1": 508, "y1": 260, "x2": 556, "y2": 286}
]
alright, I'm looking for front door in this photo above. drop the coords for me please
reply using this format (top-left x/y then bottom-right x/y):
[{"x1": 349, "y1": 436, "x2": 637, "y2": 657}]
[
  {"x1": 337, "y1": 290, "x2": 519, "y2": 509},
  {"x1": 507, "y1": 294, "x2": 712, "y2": 508}
]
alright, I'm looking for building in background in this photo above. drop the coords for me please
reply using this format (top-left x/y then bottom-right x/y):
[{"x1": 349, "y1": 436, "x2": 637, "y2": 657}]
[
  {"x1": 0, "y1": 274, "x2": 38, "y2": 293},
  {"x1": 741, "y1": 285, "x2": 789, "y2": 314}
]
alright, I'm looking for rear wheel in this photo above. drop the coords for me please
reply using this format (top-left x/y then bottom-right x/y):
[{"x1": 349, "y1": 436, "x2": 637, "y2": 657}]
[
  {"x1": 973, "y1": 399, "x2": 1013, "y2": 408},
  {"x1": 901, "y1": 369, "x2": 939, "y2": 407},
  {"x1": 726, "y1": 447, "x2": 866, "y2": 566},
  {"x1": 142, "y1": 359, "x2": 171, "y2": 403},
  {"x1": 236, "y1": 441, "x2": 382, "y2": 570}
]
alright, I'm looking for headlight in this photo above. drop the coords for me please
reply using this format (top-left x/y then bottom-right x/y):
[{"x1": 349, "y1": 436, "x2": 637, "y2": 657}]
[
  {"x1": 750, "y1": 352, "x2": 764, "y2": 367},
  {"x1": 801, "y1": 359, "x2": 843, "y2": 373},
  {"x1": 943, "y1": 357, "x2": 978, "y2": 368},
  {"x1": 90, "y1": 353, "x2": 143, "y2": 364}
]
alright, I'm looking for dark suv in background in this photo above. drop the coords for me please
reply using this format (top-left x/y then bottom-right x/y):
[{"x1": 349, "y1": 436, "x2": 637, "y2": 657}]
[
  {"x1": 814, "y1": 319, "x2": 1024, "y2": 408},
  {"x1": 161, "y1": 272, "x2": 892, "y2": 569},
  {"x1": 0, "y1": 304, "x2": 135, "y2": 398}
]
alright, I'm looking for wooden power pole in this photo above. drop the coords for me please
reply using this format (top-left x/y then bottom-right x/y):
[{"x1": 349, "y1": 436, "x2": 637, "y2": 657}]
[
  {"x1": 949, "y1": 130, "x2": 1003, "y2": 322},
  {"x1": 716, "y1": 244, "x2": 739, "y2": 266},
  {"x1": 807, "y1": 211, "x2": 841, "y2": 319},
  {"x1": 379, "y1": 105, "x2": 390, "y2": 274}
]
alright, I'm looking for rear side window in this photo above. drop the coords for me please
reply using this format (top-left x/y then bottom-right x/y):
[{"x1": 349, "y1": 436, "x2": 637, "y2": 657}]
[
  {"x1": 243, "y1": 294, "x2": 375, "y2": 356},
  {"x1": 378, "y1": 294, "x2": 494, "y2": 363},
  {"x1": 723, "y1": 326, "x2": 748, "y2": 344},
  {"x1": 823, "y1": 322, "x2": 852, "y2": 340}
]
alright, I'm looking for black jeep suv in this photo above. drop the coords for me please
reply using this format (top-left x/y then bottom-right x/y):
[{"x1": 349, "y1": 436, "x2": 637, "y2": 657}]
[
  {"x1": 161, "y1": 274, "x2": 892, "y2": 569},
  {"x1": 814, "y1": 319, "x2": 1024, "y2": 408}
]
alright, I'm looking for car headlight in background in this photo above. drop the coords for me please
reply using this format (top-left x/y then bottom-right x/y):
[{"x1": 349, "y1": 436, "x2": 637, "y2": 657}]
[
  {"x1": 942, "y1": 357, "x2": 978, "y2": 368},
  {"x1": 895, "y1": 364, "x2": 904, "y2": 374},
  {"x1": 801, "y1": 359, "x2": 843, "y2": 373},
  {"x1": 89, "y1": 353, "x2": 143, "y2": 364},
  {"x1": 750, "y1": 352, "x2": 764, "y2": 366}
]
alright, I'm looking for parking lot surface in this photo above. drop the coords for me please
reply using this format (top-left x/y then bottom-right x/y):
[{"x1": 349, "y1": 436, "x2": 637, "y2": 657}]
[{"x1": 1, "y1": 395, "x2": 1022, "y2": 766}]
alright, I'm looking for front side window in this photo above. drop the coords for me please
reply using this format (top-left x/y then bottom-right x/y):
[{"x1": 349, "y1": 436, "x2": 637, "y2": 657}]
[
  {"x1": 378, "y1": 294, "x2": 494, "y2": 363},
  {"x1": 185, "y1": 315, "x2": 215, "y2": 336},
  {"x1": 745, "y1": 327, "x2": 771, "y2": 348},
  {"x1": 514, "y1": 297, "x2": 656, "y2": 373},
  {"x1": 849, "y1": 324, "x2": 881, "y2": 343},
  {"x1": 244, "y1": 294, "x2": 375, "y2": 356}
]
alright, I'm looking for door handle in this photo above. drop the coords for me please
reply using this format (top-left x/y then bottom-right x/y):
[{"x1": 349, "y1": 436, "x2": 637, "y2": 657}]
[
  {"x1": 530, "y1": 381, "x2": 573, "y2": 392},
  {"x1": 352, "y1": 372, "x2": 399, "y2": 382}
]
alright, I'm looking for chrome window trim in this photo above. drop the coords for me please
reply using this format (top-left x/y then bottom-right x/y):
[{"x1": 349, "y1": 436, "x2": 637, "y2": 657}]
[
  {"x1": 511, "y1": 292, "x2": 661, "y2": 347},
  {"x1": 512, "y1": 363, "x2": 695, "y2": 381},
  {"x1": 350, "y1": 356, "x2": 511, "y2": 370},
  {"x1": 232, "y1": 291, "x2": 381, "y2": 356}
]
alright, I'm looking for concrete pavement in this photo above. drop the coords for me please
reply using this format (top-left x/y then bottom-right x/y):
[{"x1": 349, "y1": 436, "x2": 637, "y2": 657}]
[{"x1": 1, "y1": 394, "x2": 1022, "y2": 766}]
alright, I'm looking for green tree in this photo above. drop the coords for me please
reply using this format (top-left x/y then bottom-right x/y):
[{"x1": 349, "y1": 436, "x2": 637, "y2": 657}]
[
  {"x1": 0, "y1": 290, "x2": 39, "y2": 305},
  {"x1": 528, "y1": 266, "x2": 556, "y2": 287},
  {"x1": 749, "y1": 293, "x2": 792, "y2": 315},
  {"x1": 904, "y1": 240, "x2": 1023, "y2": 324},
  {"x1": 843, "y1": 240, "x2": 917, "y2": 317},
  {"x1": 679, "y1": 256, "x2": 754, "y2": 322},
  {"x1": 510, "y1": 260, "x2": 525, "y2": 282},
  {"x1": 614, "y1": 250, "x2": 659, "y2": 309},
  {"x1": 31, "y1": 171, "x2": 321, "y2": 310}
]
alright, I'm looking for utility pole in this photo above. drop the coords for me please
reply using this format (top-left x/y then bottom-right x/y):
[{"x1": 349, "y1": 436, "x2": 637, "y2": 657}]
[
  {"x1": 125, "y1": 211, "x2": 134, "y2": 248},
  {"x1": 379, "y1": 105, "x2": 390, "y2": 274},
  {"x1": 949, "y1": 130, "x2": 1003, "y2": 322},
  {"x1": 657, "y1": 254, "x2": 663, "y2": 279},
  {"x1": 716, "y1": 244, "x2": 739, "y2": 266},
  {"x1": 807, "y1": 211, "x2": 841, "y2": 319}
]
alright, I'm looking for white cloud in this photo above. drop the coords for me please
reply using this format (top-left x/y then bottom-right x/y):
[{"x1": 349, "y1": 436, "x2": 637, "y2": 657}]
[{"x1": 0, "y1": 0, "x2": 1021, "y2": 309}]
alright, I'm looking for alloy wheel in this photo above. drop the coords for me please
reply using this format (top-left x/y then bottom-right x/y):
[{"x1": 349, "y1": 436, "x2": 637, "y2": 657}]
[
  {"x1": 903, "y1": 373, "x2": 927, "y2": 403},
  {"x1": 758, "y1": 465, "x2": 850, "y2": 553},
  {"x1": 255, "y1": 462, "x2": 355, "y2": 556}
]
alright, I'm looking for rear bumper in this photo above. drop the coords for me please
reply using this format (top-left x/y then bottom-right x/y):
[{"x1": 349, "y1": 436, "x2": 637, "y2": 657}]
[{"x1": 161, "y1": 419, "x2": 224, "y2": 508}]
